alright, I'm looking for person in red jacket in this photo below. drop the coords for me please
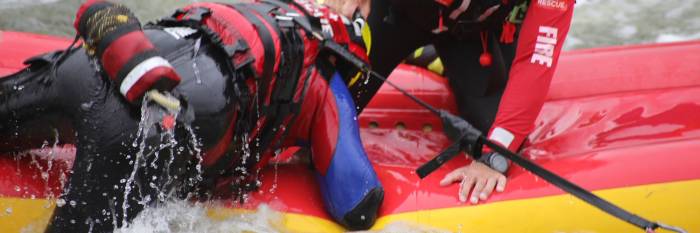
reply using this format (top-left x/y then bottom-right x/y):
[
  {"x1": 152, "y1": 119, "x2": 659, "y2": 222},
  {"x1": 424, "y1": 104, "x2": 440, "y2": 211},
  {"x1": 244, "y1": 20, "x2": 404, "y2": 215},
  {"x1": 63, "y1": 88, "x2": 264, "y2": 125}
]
[
  {"x1": 328, "y1": 0, "x2": 574, "y2": 204},
  {"x1": 0, "y1": 0, "x2": 384, "y2": 232}
]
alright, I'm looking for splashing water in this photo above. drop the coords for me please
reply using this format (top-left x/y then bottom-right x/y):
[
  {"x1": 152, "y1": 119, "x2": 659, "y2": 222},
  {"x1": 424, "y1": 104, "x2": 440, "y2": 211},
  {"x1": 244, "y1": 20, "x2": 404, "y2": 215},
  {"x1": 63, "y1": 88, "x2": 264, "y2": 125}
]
[
  {"x1": 115, "y1": 200, "x2": 451, "y2": 233},
  {"x1": 121, "y1": 98, "x2": 161, "y2": 226},
  {"x1": 184, "y1": 125, "x2": 204, "y2": 186},
  {"x1": 116, "y1": 202, "x2": 284, "y2": 233},
  {"x1": 120, "y1": 95, "x2": 204, "y2": 228},
  {"x1": 13, "y1": 129, "x2": 67, "y2": 207}
]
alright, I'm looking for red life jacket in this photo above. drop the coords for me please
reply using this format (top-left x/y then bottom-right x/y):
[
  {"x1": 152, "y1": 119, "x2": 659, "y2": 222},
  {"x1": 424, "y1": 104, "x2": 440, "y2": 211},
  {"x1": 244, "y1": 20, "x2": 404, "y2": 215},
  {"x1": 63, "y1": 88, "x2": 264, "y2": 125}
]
[{"x1": 155, "y1": 0, "x2": 369, "y2": 186}]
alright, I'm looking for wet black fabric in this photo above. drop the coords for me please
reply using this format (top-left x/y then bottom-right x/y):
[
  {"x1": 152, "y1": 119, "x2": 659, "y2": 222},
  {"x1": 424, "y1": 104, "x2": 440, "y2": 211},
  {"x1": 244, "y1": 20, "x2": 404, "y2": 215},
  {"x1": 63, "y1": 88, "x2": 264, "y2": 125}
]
[
  {"x1": 1, "y1": 29, "x2": 238, "y2": 232},
  {"x1": 352, "y1": 0, "x2": 519, "y2": 133}
]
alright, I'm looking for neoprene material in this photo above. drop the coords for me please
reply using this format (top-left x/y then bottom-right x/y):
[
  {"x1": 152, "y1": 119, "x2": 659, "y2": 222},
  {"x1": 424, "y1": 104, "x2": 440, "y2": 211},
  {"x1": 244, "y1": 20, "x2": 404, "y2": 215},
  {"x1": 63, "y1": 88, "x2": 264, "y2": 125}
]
[
  {"x1": 352, "y1": 0, "x2": 514, "y2": 135},
  {"x1": 1, "y1": 2, "x2": 384, "y2": 231},
  {"x1": 316, "y1": 73, "x2": 383, "y2": 230},
  {"x1": 358, "y1": 0, "x2": 575, "y2": 154},
  {"x1": 1, "y1": 29, "x2": 235, "y2": 233}
]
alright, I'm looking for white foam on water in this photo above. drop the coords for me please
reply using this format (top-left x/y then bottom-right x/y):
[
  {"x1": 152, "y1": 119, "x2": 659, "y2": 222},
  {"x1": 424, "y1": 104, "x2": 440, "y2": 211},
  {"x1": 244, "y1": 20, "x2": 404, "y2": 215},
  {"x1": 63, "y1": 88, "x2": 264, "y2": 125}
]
[
  {"x1": 116, "y1": 200, "x2": 454, "y2": 233},
  {"x1": 116, "y1": 201, "x2": 284, "y2": 233}
]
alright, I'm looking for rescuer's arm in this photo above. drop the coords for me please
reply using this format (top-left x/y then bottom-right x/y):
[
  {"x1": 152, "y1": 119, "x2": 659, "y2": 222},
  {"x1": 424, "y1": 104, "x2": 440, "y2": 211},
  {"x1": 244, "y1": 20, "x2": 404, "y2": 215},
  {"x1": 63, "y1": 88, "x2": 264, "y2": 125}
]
[{"x1": 441, "y1": 0, "x2": 575, "y2": 204}]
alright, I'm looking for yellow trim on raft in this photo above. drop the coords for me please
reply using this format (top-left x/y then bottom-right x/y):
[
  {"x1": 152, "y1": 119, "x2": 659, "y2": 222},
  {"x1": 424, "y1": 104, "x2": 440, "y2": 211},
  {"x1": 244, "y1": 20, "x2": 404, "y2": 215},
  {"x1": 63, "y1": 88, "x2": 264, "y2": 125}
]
[
  {"x1": 207, "y1": 208, "x2": 346, "y2": 233},
  {"x1": 2, "y1": 179, "x2": 699, "y2": 232},
  {"x1": 0, "y1": 198, "x2": 55, "y2": 233},
  {"x1": 373, "y1": 179, "x2": 700, "y2": 233}
]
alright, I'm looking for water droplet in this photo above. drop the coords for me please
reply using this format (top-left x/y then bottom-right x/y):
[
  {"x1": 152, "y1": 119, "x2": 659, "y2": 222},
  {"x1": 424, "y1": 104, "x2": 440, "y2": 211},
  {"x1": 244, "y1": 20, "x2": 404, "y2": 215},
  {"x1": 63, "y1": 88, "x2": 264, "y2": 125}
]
[
  {"x1": 69, "y1": 200, "x2": 77, "y2": 207},
  {"x1": 80, "y1": 101, "x2": 94, "y2": 111},
  {"x1": 5, "y1": 207, "x2": 12, "y2": 214},
  {"x1": 56, "y1": 199, "x2": 66, "y2": 207}
]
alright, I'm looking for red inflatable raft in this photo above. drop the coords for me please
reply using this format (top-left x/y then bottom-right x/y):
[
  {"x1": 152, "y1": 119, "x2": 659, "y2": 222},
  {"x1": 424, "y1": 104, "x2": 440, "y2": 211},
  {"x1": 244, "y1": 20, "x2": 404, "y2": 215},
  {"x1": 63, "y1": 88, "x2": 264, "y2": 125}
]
[{"x1": 0, "y1": 30, "x2": 699, "y2": 232}]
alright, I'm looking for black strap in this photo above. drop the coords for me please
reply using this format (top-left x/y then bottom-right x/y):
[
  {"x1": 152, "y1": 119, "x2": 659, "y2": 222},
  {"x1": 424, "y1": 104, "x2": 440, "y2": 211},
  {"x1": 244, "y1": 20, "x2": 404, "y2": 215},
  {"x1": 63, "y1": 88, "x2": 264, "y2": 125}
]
[
  {"x1": 156, "y1": 6, "x2": 252, "y2": 62},
  {"x1": 247, "y1": 1, "x2": 307, "y2": 159},
  {"x1": 155, "y1": 6, "x2": 259, "y2": 189},
  {"x1": 227, "y1": 4, "x2": 279, "y2": 169},
  {"x1": 323, "y1": 40, "x2": 370, "y2": 70},
  {"x1": 221, "y1": 2, "x2": 310, "y2": 173},
  {"x1": 267, "y1": 66, "x2": 312, "y2": 152},
  {"x1": 253, "y1": 2, "x2": 302, "y2": 114},
  {"x1": 229, "y1": 4, "x2": 278, "y2": 109}
]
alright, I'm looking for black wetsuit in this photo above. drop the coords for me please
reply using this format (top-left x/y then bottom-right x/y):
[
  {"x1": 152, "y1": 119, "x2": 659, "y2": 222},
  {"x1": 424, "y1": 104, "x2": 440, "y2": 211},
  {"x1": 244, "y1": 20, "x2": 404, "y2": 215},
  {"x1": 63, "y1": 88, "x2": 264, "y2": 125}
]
[
  {"x1": 350, "y1": 0, "x2": 517, "y2": 134},
  {"x1": 353, "y1": 0, "x2": 575, "y2": 152},
  {"x1": 1, "y1": 29, "x2": 235, "y2": 232},
  {"x1": 1, "y1": 1, "x2": 386, "y2": 231}
]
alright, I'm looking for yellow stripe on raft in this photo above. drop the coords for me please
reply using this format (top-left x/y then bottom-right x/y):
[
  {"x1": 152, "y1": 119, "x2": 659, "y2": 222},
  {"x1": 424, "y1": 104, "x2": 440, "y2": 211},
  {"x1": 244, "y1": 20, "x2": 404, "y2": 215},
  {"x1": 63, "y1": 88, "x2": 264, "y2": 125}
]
[
  {"x1": 1, "y1": 179, "x2": 699, "y2": 233},
  {"x1": 0, "y1": 198, "x2": 55, "y2": 233},
  {"x1": 207, "y1": 208, "x2": 346, "y2": 233},
  {"x1": 373, "y1": 179, "x2": 700, "y2": 233}
]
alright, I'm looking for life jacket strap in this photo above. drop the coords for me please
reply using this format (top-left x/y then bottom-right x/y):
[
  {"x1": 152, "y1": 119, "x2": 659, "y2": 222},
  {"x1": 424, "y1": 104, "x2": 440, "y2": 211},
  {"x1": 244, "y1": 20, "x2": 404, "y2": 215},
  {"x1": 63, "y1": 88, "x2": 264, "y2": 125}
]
[{"x1": 153, "y1": 5, "x2": 260, "y2": 191}]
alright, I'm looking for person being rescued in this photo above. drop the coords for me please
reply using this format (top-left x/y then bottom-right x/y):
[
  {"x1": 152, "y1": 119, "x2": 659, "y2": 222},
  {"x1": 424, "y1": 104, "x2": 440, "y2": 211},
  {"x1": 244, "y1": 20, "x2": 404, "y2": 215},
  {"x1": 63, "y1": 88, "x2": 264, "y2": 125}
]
[
  {"x1": 0, "y1": 0, "x2": 383, "y2": 232},
  {"x1": 325, "y1": 0, "x2": 574, "y2": 203}
]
